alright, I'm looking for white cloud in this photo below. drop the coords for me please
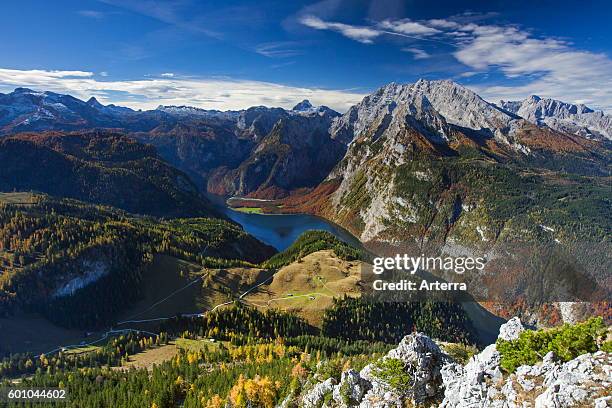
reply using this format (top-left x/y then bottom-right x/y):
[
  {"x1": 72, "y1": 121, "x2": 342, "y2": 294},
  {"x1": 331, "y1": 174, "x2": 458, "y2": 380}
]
[
  {"x1": 402, "y1": 47, "x2": 430, "y2": 60},
  {"x1": 99, "y1": 71, "x2": 109, "y2": 77},
  {"x1": 300, "y1": 15, "x2": 381, "y2": 44},
  {"x1": 0, "y1": 68, "x2": 366, "y2": 112},
  {"x1": 427, "y1": 19, "x2": 460, "y2": 29},
  {"x1": 160, "y1": 72, "x2": 175, "y2": 77},
  {"x1": 0, "y1": 69, "x2": 94, "y2": 82},
  {"x1": 380, "y1": 20, "x2": 440, "y2": 36},
  {"x1": 300, "y1": 15, "x2": 446, "y2": 44}
]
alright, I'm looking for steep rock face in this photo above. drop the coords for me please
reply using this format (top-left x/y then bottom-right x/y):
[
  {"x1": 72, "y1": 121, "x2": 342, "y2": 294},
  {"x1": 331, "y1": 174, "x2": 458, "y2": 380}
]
[
  {"x1": 329, "y1": 80, "x2": 517, "y2": 146},
  {"x1": 500, "y1": 95, "x2": 612, "y2": 140},
  {"x1": 410, "y1": 79, "x2": 516, "y2": 133},
  {"x1": 323, "y1": 88, "x2": 466, "y2": 241},
  {"x1": 236, "y1": 106, "x2": 290, "y2": 141},
  {"x1": 293, "y1": 99, "x2": 315, "y2": 112},
  {"x1": 319, "y1": 81, "x2": 529, "y2": 243}
]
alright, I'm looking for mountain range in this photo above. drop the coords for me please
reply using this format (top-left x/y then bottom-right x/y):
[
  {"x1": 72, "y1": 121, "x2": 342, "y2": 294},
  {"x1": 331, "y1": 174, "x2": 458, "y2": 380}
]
[
  {"x1": 0, "y1": 79, "x2": 610, "y2": 354},
  {"x1": 1, "y1": 82, "x2": 610, "y2": 199}
]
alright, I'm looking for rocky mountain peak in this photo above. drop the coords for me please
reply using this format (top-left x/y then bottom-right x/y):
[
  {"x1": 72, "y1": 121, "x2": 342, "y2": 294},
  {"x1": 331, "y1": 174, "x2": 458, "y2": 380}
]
[
  {"x1": 13, "y1": 87, "x2": 38, "y2": 95},
  {"x1": 527, "y1": 94, "x2": 541, "y2": 102},
  {"x1": 409, "y1": 79, "x2": 515, "y2": 131},
  {"x1": 330, "y1": 78, "x2": 512, "y2": 147},
  {"x1": 504, "y1": 95, "x2": 595, "y2": 118},
  {"x1": 292, "y1": 99, "x2": 314, "y2": 111},
  {"x1": 87, "y1": 97, "x2": 104, "y2": 109}
]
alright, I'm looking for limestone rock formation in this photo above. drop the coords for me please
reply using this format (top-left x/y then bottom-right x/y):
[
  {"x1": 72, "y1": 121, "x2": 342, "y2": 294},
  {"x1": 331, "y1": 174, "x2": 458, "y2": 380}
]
[{"x1": 298, "y1": 317, "x2": 611, "y2": 408}]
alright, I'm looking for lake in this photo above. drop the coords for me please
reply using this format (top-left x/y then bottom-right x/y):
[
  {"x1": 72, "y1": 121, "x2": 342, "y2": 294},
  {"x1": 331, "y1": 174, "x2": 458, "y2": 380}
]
[{"x1": 207, "y1": 194, "x2": 362, "y2": 251}]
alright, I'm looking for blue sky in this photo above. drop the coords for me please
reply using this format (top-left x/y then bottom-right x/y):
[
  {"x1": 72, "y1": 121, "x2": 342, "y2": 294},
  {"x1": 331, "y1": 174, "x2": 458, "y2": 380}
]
[{"x1": 1, "y1": 0, "x2": 611, "y2": 111}]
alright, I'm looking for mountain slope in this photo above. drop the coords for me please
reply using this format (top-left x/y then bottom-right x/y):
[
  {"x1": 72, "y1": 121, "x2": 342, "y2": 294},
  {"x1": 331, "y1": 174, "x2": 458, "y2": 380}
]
[
  {"x1": 0, "y1": 88, "x2": 347, "y2": 198},
  {"x1": 0, "y1": 193, "x2": 275, "y2": 328},
  {"x1": 0, "y1": 131, "x2": 219, "y2": 217}
]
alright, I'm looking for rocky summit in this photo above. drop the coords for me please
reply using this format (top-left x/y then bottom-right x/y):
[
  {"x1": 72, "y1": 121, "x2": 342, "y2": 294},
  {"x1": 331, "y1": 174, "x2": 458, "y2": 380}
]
[{"x1": 298, "y1": 317, "x2": 611, "y2": 408}]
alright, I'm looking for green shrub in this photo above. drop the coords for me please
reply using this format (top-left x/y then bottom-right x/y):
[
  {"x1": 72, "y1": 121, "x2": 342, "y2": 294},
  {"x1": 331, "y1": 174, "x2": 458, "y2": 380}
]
[
  {"x1": 496, "y1": 317, "x2": 607, "y2": 373},
  {"x1": 442, "y1": 343, "x2": 479, "y2": 365},
  {"x1": 316, "y1": 359, "x2": 344, "y2": 381},
  {"x1": 371, "y1": 358, "x2": 412, "y2": 393},
  {"x1": 339, "y1": 379, "x2": 354, "y2": 405}
]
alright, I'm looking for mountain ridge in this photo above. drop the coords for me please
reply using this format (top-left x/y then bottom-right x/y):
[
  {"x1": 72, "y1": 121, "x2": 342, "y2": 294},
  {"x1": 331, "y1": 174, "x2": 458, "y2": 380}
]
[{"x1": 500, "y1": 95, "x2": 612, "y2": 140}]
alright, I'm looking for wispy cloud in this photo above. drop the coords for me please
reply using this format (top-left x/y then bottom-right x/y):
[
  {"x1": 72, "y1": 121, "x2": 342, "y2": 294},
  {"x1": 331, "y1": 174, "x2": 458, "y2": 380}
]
[
  {"x1": 270, "y1": 61, "x2": 297, "y2": 69},
  {"x1": 300, "y1": 15, "x2": 381, "y2": 44},
  {"x1": 254, "y1": 42, "x2": 303, "y2": 58},
  {"x1": 0, "y1": 68, "x2": 366, "y2": 112},
  {"x1": 300, "y1": 15, "x2": 450, "y2": 44},
  {"x1": 160, "y1": 72, "x2": 175, "y2": 77},
  {"x1": 402, "y1": 47, "x2": 430, "y2": 60}
]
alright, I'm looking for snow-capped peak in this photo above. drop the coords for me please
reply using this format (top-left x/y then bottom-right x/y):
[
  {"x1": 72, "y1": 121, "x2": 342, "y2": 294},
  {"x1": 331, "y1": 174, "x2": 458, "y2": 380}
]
[{"x1": 13, "y1": 87, "x2": 40, "y2": 95}]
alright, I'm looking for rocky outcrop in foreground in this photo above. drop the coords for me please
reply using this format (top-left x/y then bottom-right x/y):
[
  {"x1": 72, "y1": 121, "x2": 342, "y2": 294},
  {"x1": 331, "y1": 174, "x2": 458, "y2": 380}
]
[{"x1": 298, "y1": 317, "x2": 611, "y2": 407}]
